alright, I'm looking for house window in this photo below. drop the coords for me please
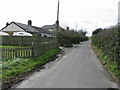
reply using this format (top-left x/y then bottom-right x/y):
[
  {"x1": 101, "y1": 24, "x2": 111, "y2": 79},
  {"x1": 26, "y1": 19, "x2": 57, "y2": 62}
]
[
  {"x1": 44, "y1": 35, "x2": 47, "y2": 37},
  {"x1": 19, "y1": 33, "x2": 23, "y2": 34},
  {"x1": 39, "y1": 34, "x2": 41, "y2": 36}
]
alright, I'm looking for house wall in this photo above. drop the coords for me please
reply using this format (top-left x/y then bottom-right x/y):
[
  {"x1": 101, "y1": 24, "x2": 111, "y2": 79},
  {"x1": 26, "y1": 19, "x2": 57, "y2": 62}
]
[
  {"x1": 48, "y1": 29, "x2": 56, "y2": 32},
  {"x1": 2, "y1": 23, "x2": 25, "y2": 32}
]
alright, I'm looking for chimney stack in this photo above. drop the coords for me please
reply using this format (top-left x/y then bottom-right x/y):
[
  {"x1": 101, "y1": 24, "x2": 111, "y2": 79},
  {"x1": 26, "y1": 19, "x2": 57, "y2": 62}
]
[
  {"x1": 6, "y1": 22, "x2": 9, "y2": 26},
  {"x1": 66, "y1": 26, "x2": 69, "y2": 30},
  {"x1": 28, "y1": 20, "x2": 32, "y2": 26}
]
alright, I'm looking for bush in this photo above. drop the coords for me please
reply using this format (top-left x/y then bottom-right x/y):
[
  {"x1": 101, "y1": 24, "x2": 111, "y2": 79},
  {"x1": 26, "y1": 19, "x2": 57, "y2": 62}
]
[
  {"x1": 57, "y1": 28, "x2": 88, "y2": 47},
  {"x1": 92, "y1": 26, "x2": 119, "y2": 62},
  {"x1": 91, "y1": 26, "x2": 120, "y2": 78},
  {"x1": 71, "y1": 36, "x2": 80, "y2": 44}
]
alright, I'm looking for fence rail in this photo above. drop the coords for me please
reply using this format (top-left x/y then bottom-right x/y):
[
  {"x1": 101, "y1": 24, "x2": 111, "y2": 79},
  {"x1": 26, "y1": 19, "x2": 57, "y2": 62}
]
[
  {"x1": 2, "y1": 43, "x2": 58, "y2": 59},
  {"x1": 1, "y1": 36, "x2": 55, "y2": 46},
  {"x1": 1, "y1": 36, "x2": 58, "y2": 59},
  {"x1": 2, "y1": 47, "x2": 33, "y2": 59}
]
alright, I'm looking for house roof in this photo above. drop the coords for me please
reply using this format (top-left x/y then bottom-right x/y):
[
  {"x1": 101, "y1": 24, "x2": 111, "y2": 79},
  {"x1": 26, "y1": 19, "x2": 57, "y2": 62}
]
[
  {"x1": 42, "y1": 24, "x2": 56, "y2": 29},
  {"x1": 42, "y1": 24, "x2": 62, "y2": 30},
  {"x1": 32, "y1": 26, "x2": 53, "y2": 34},
  {"x1": 1, "y1": 22, "x2": 53, "y2": 34},
  {"x1": 14, "y1": 22, "x2": 39, "y2": 33}
]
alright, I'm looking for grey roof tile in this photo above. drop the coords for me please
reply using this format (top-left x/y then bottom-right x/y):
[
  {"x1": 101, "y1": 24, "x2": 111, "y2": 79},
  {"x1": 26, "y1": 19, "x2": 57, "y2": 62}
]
[
  {"x1": 42, "y1": 24, "x2": 63, "y2": 31},
  {"x1": 42, "y1": 24, "x2": 56, "y2": 29},
  {"x1": 13, "y1": 22, "x2": 52, "y2": 34},
  {"x1": 32, "y1": 26, "x2": 53, "y2": 34},
  {"x1": 14, "y1": 22, "x2": 39, "y2": 33}
]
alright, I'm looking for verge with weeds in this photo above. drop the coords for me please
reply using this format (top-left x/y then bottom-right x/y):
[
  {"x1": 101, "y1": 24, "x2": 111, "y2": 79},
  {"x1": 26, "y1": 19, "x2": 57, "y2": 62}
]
[
  {"x1": 2, "y1": 48, "x2": 61, "y2": 82},
  {"x1": 92, "y1": 44, "x2": 120, "y2": 80}
]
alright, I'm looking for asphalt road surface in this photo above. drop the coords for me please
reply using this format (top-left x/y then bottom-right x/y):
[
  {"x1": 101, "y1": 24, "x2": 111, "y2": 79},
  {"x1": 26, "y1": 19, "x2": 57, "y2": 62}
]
[{"x1": 15, "y1": 40, "x2": 118, "y2": 88}]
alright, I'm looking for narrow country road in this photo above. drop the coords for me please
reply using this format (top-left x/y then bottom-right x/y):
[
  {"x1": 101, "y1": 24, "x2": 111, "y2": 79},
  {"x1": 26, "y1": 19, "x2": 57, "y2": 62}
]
[{"x1": 15, "y1": 40, "x2": 118, "y2": 88}]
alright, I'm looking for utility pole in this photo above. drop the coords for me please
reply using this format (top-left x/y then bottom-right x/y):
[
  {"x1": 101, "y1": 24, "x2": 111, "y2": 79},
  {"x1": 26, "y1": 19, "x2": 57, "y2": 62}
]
[
  {"x1": 76, "y1": 23, "x2": 78, "y2": 31},
  {"x1": 55, "y1": 0, "x2": 60, "y2": 42}
]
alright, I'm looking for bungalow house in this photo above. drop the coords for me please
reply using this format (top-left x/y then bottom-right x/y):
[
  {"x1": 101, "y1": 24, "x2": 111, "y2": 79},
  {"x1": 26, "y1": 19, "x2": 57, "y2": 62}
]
[
  {"x1": 1, "y1": 20, "x2": 53, "y2": 37},
  {"x1": 42, "y1": 24, "x2": 63, "y2": 33}
]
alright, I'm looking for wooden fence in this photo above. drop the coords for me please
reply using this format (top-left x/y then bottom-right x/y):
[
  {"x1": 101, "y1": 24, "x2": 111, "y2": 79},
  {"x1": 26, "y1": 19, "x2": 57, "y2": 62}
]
[
  {"x1": 2, "y1": 47, "x2": 33, "y2": 59},
  {"x1": 2, "y1": 43, "x2": 58, "y2": 59},
  {"x1": 1, "y1": 36, "x2": 58, "y2": 59},
  {"x1": 1, "y1": 36, "x2": 55, "y2": 46}
]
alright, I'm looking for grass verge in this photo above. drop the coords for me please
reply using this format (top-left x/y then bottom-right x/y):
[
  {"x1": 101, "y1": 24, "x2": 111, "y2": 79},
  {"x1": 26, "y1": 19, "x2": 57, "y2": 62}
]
[
  {"x1": 91, "y1": 44, "x2": 120, "y2": 80},
  {"x1": 2, "y1": 48, "x2": 61, "y2": 82},
  {"x1": 0, "y1": 45, "x2": 32, "y2": 48}
]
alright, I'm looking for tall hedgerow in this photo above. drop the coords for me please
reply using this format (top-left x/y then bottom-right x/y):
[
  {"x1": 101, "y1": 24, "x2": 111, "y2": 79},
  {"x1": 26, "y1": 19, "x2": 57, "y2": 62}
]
[{"x1": 92, "y1": 26, "x2": 119, "y2": 65}]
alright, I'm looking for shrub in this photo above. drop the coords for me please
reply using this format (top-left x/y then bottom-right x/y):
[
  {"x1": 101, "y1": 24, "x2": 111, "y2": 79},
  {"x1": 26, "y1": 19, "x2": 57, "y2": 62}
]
[
  {"x1": 57, "y1": 28, "x2": 88, "y2": 47},
  {"x1": 92, "y1": 26, "x2": 119, "y2": 62}
]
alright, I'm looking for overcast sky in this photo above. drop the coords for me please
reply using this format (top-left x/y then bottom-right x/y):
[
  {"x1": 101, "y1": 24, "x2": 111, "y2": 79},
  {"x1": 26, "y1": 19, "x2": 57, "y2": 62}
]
[{"x1": 0, "y1": 0, "x2": 119, "y2": 36}]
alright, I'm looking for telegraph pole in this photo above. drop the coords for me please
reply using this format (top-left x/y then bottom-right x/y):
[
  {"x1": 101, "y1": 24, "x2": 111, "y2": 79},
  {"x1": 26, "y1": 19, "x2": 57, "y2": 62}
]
[
  {"x1": 55, "y1": 0, "x2": 60, "y2": 42},
  {"x1": 57, "y1": 0, "x2": 59, "y2": 26}
]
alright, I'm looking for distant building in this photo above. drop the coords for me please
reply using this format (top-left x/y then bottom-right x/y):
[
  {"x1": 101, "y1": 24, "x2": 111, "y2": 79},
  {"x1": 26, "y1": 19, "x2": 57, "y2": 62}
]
[
  {"x1": 1, "y1": 20, "x2": 53, "y2": 37},
  {"x1": 42, "y1": 24, "x2": 63, "y2": 33}
]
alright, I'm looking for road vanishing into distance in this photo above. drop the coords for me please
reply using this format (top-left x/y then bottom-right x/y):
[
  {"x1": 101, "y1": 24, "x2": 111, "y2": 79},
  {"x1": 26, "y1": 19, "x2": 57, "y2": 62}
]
[{"x1": 15, "y1": 40, "x2": 118, "y2": 88}]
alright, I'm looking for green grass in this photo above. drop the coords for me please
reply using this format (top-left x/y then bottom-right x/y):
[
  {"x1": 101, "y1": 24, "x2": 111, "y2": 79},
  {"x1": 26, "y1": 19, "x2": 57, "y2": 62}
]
[
  {"x1": 0, "y1": 45, "x2": 32, "y2": 48},
  {"x1": 2, "y1": 48, "x2": 61, "y2": 82},
  {"x1": 0, "y1": 45, "x2": 19, "y2": 48},
  {"x1": 92, "y1": 44, "x2": 120, "y2": 79}
]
